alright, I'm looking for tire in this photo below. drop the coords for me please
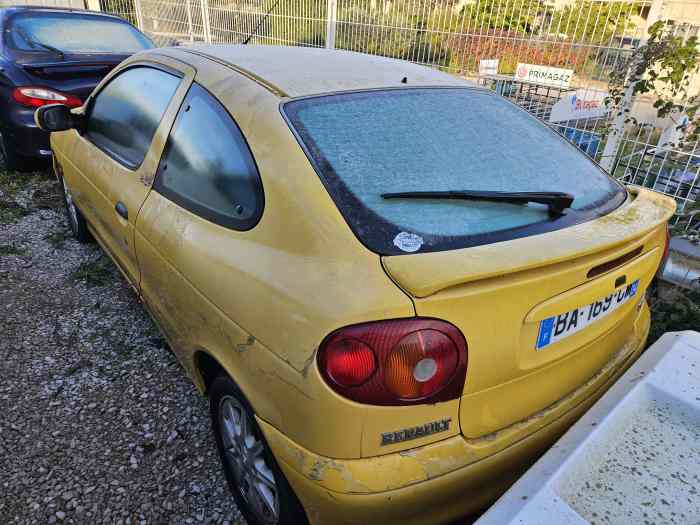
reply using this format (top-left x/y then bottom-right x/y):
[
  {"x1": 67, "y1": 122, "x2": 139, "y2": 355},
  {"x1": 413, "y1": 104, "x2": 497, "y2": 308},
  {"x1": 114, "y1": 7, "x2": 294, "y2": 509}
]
[
  {"x1": 58, "y1": 173, "x2": 92, "y2": 243},
  {"x1": 0, "y1": 129, "x2": 21, "y2": 172},
  {"x1": 209, "y1": 374, "x2": 309, "y2": 525}
]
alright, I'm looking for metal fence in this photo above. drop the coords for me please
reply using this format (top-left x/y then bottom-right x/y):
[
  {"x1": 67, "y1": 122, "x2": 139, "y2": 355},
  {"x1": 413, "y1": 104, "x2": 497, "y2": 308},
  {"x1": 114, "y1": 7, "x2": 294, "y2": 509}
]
[
  {"x1": 98, "y1": 0, "x2": 699, "y2": 225},
  {"x1": 617, "y1": 126, "x2": 700, "y2": 224}
]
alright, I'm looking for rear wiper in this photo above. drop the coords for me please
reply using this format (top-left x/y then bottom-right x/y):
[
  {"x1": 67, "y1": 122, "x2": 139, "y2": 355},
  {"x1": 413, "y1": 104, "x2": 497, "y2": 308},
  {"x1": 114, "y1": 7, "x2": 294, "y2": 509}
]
[
  {"x1": 17, "y1": 28, "x2": 65, "y2": 58},
  {"x1": 381, "y1": 190, "x2": 575, "y2": 217}
]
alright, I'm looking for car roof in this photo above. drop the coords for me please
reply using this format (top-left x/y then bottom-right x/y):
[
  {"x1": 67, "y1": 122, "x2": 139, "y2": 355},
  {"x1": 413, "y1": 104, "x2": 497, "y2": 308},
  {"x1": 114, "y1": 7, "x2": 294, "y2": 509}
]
[
  {"x1": 175, "y1": 45, "x2": 475, "y2": 98},
  {"x1": 0, "y1": 6, "x2": 126, "y2": 21}
]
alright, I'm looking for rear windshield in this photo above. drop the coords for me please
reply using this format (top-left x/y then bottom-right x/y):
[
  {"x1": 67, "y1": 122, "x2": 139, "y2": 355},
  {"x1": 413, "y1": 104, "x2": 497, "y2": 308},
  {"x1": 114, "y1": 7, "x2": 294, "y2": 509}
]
[
  {"x1": 5, "y1": 12, "x2": 153, "y2": 55},
  {"x1": 283, "y1": 88, "x2": 626, "y2": 255}
]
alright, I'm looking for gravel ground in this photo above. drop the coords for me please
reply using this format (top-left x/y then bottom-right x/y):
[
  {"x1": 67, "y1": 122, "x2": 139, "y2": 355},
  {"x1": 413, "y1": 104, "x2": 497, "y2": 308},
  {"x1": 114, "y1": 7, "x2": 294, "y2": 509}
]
[{"x1": 0, "y1": 171, "x2": 243, "y2": 524}]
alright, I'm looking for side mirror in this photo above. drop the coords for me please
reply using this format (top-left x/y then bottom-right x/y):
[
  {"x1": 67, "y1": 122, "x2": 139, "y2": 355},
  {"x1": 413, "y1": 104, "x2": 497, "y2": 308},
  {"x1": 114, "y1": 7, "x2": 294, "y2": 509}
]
[{"x1": 35, "y1": 104, "x2": 76, "y2": 132}]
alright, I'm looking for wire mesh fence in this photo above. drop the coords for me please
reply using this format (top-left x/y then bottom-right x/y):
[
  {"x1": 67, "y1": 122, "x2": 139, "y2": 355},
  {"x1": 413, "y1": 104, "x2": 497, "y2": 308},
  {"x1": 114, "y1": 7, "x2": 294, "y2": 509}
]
[
  {"x1": 99, "y1": 0, "x2": 139, "y2": 26},
  {"x1": 616, "y1": 125, "x2": 700, "y2": 227},
  {"x1": 98, "y1": 0, "x2": 699, "y2": 222},
  {"x1": 124, "y1": 0, "x2": 327, "y2": 46},
  {"x1": 99, "y1": 0, "x2": 656, "y2": 72}
]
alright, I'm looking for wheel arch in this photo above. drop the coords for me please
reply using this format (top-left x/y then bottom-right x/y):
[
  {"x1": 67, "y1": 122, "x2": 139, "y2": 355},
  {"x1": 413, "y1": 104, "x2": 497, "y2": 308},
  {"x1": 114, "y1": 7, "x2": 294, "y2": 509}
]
[
  {"x1": 193, "y1": 348, "x2": 227, "y2": 394},
  {"x1": 190, "y1": 344, "x2": 286, "y2": 434},
  {"x1": 193, "y1": 348, "x2": 258, "y2": 408}
]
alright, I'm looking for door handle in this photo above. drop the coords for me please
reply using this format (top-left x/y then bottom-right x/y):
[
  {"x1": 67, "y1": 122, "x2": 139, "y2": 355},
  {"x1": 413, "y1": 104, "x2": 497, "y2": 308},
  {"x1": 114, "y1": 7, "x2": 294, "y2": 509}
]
[{"x1": 115, "y1": 201, "x2": 128, "y2": 220}]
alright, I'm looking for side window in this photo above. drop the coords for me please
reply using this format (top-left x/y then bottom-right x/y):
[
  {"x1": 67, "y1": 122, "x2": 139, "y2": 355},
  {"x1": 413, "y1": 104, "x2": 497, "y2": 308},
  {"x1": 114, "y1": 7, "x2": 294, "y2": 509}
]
[
  {"x1": 86, "y1": 66, "x2": 180, "y2": 169},
  {"x1": 154, "y1": 83, "x2": 264, "y2": 230}
]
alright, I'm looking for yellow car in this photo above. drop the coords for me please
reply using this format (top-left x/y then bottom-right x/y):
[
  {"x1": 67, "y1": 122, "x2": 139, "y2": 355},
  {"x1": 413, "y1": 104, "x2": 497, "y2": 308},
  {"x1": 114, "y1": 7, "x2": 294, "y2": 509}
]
[{"x1": 37, "y1": 46, "x2": 675, "y2": 525}]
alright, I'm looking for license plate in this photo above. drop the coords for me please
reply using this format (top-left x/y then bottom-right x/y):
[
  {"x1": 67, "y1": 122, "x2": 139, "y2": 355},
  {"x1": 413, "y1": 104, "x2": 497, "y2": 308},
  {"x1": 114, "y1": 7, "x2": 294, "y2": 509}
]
[{"x1": 536, "y1": 280, "x2": 640, "y2": 350}]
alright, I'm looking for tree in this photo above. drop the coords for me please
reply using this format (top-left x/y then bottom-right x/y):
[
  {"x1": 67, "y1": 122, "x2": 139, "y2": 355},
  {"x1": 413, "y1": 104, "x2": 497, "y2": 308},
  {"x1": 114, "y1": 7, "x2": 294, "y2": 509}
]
[
  {"x1": 606, "y1": 20, "x2": 700, "y2": 148},
  {"x1": 548, "y1": 1, "x2": 639, "y2": 44},
  {"x1": 605, "y1": 21, "x2": 700, "y2": 242},
  {"x1": 460, "y1": 0, "x2": 546, "y2": 34}
]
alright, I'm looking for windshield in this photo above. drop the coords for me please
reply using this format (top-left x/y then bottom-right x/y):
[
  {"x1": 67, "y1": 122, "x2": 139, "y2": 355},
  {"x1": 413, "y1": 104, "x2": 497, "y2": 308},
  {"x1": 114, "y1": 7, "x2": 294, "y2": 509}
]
[
  {"x1": 283, "y1": 88, "x2": 626, "y2": 255},
  {"x1": 6, "y1": 12, "x2": 154, "y2": 55}
]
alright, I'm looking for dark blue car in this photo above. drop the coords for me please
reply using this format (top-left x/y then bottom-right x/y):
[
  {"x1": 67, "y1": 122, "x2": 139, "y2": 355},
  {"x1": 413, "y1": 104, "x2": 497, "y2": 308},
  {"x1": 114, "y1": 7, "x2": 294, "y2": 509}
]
[{"x1": 0, "y1": 6, "x2": 154, "y2": 171}]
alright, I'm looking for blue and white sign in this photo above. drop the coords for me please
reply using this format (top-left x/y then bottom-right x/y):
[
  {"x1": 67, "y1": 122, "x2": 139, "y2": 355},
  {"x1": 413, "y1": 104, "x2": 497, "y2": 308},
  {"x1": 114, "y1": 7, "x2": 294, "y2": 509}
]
[{"x1": 549, "y1": 89, "x2": 609, "y2": 123}]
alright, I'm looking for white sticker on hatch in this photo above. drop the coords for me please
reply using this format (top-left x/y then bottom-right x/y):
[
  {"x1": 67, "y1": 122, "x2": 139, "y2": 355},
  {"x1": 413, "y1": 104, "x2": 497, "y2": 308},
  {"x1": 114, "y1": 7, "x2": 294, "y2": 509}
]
[{"x1": 393, "y1": 232, "x2": 423, "y2": 253}]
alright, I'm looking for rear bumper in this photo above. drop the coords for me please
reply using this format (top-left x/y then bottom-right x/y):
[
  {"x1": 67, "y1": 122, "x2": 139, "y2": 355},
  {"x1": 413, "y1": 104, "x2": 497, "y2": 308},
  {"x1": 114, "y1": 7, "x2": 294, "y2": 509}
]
[
  {"x1": 2, "y1": 103, "x2": 51, "y2": 158},
  {"x1": 259, "y1": 305, "x2": 651, "y2": 525}
]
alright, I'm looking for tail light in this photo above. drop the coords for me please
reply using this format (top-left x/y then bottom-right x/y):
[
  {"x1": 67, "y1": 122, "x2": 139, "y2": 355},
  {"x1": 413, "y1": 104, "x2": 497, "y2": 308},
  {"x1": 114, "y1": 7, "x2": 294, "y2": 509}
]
[
  {"x1": 12, "y1": 87, "x2": 82, "y2": 109},
  {"x1": 318, "y1": 318, "x2": 467, "y2": 406}
]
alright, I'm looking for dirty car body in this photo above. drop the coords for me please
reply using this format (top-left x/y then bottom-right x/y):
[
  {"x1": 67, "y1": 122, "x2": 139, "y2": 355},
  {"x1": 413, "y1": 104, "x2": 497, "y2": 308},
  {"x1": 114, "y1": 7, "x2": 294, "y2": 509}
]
[
  {"x1": 45, "y1": 46, "x2": 676, "y2": 525},
  {"x1": 0, "y1": 6, "x2": 153, "y2": 169}
]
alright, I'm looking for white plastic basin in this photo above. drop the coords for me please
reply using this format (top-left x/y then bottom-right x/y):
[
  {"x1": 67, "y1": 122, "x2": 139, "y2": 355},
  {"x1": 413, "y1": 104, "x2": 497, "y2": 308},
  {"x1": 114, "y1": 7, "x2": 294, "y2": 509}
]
[{"x1": 476, "y1": 331, "x2": 700, "y2": 525}]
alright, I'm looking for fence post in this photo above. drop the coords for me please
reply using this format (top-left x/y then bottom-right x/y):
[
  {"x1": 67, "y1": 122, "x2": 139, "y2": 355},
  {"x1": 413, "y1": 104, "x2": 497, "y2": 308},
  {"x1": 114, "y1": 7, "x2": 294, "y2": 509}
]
[
  {"x1": 133, "y1": 0, "x2": 145, "y2": 31},
  {"x1": 325, "y1": 0, "x2": 337, "y2": 49},
  {"x1": 185, "y1": 0, "x2": 194, "y2": 42},
  {"x1": 599, "y1": 0, "x2": 664, "y2": 173},
  {"x1": 200, "y1": 0, "x2": 212, "y2": 43}
]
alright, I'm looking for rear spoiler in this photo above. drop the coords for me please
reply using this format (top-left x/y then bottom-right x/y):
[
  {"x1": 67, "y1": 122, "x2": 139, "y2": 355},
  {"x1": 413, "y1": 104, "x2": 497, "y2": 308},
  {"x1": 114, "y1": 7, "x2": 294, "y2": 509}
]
[
  {"x1": 20, "y1": 57, "x2": 127, "y2": 72},
  {"x1": 382, "y1": 187, "x2": 677, "y2": 298}
]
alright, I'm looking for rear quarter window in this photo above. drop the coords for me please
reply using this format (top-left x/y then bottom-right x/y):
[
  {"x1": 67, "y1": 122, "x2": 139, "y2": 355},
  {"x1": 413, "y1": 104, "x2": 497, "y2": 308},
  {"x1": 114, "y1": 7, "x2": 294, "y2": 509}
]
[
  {"x1": 283, "y1": 88, "x2": 626, "y2": 255},
  {"x1": 153, "y1": 83, "x2": 264, "y2": 231}
]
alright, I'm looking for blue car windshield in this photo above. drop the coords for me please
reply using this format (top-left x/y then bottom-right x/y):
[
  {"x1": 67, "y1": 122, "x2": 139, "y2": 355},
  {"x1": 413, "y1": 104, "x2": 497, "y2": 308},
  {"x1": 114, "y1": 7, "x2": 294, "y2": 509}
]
[
  {"x1": 6, "y1": 12, "x2": 153, "y2": 54},
  {"x1": 283, "y1": 88, "x2": 626, "y2": 255}
]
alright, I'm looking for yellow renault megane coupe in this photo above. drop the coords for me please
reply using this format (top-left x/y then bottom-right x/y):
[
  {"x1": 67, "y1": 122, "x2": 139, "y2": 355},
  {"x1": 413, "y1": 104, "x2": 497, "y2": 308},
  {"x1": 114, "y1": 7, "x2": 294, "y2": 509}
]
[{"x1": 37, "y1": 45, "x2": 675, "y2": 525}]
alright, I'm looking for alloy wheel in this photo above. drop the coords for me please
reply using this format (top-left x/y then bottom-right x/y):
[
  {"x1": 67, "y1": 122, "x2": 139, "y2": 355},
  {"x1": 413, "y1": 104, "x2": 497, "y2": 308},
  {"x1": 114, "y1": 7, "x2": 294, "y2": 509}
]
[{"x1": 218, "y1": 396, "x2": 280, "y2": 525}]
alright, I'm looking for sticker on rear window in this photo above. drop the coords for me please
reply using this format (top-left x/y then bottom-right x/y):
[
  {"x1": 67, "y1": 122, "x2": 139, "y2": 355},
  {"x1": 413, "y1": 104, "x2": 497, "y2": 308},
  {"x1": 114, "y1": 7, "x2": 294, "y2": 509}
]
[{"x1": 393, "y1": 232, "x2": 423, "y2": 253}]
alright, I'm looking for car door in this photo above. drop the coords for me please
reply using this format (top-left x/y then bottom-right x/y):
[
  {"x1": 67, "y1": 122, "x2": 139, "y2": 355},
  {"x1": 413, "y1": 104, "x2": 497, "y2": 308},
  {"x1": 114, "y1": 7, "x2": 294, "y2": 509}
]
[
  {"x1": 135, "y1": 81, "x2": 265, "y2": 374},
  {"x1": 63, "y1": 58, "x2": 194, "y2": 288}
]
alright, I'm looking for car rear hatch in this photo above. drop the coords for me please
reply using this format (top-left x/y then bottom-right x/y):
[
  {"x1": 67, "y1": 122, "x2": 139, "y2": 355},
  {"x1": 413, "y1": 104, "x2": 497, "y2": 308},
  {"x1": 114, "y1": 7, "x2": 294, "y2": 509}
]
[
  {"x1": 382, "y1": 187, "x2": 676, "y2": 439},
  {"x1": 281, "y1": 87, "x2": 677, "y2": 446}
]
